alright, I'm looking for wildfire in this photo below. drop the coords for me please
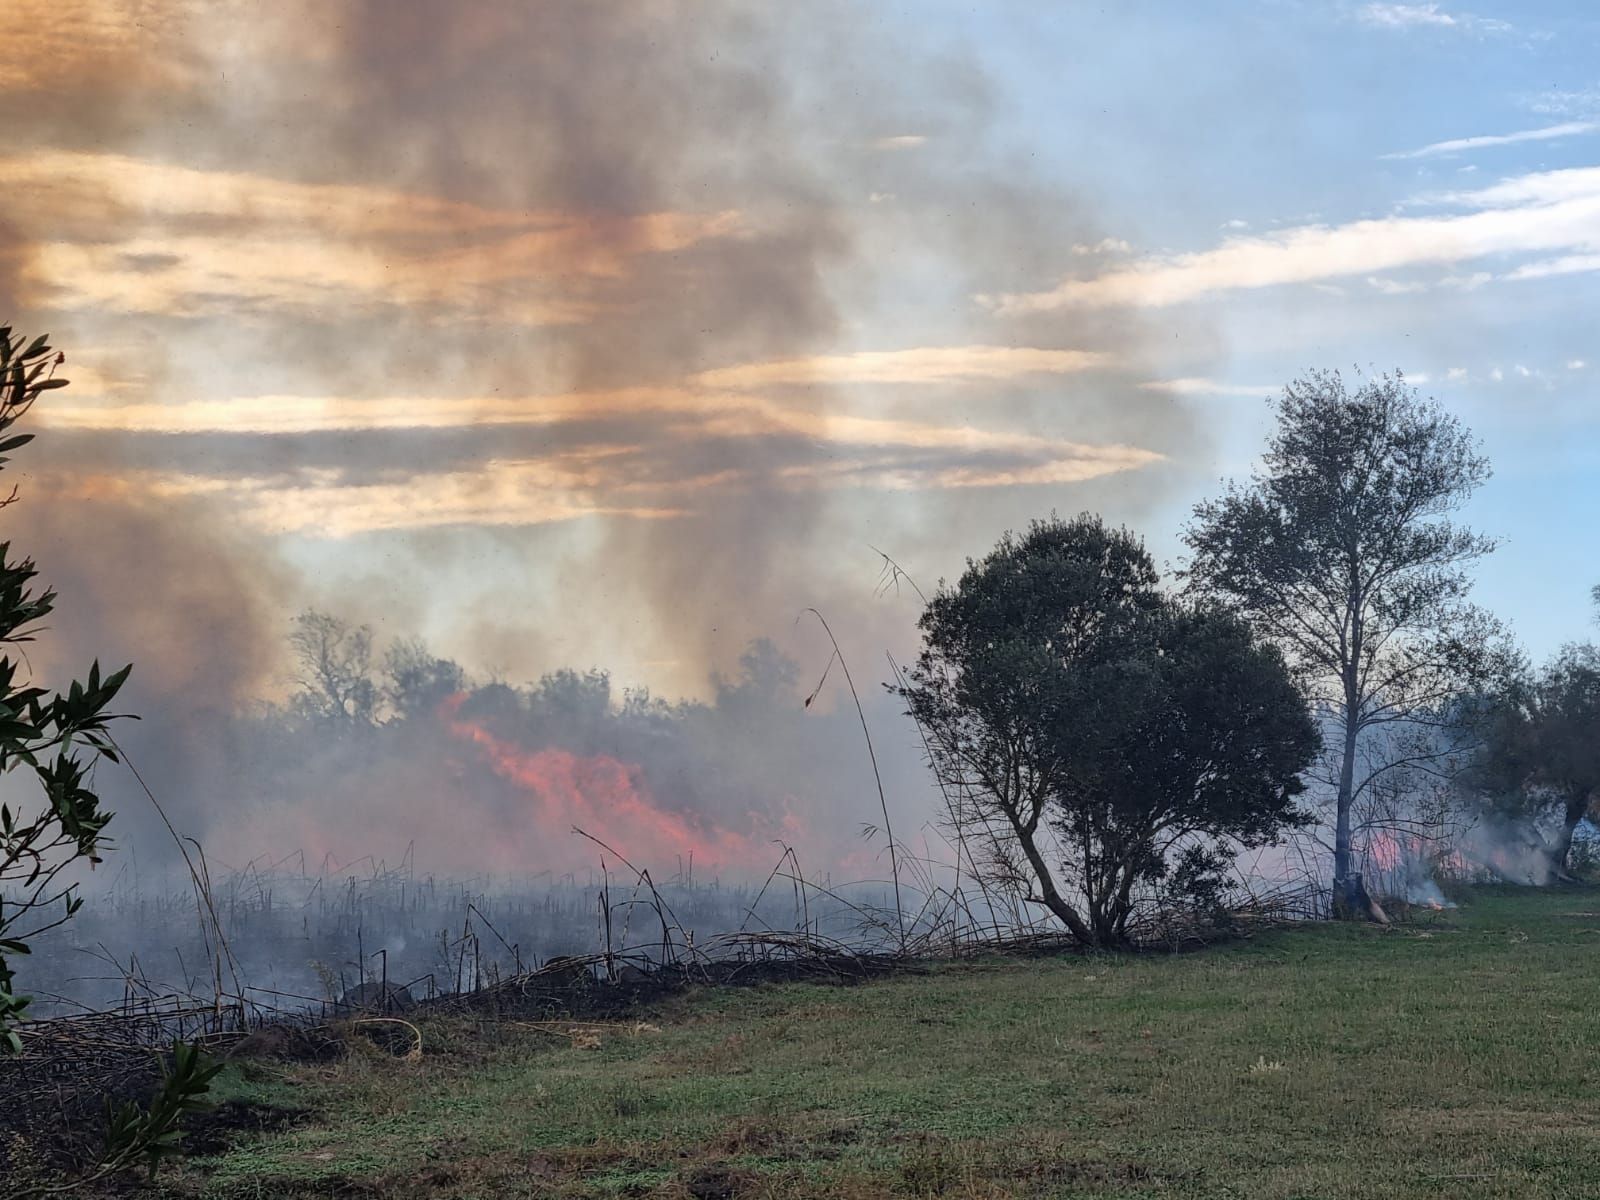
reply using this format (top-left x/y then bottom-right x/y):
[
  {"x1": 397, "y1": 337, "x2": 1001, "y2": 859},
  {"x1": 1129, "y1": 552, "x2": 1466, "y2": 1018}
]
[
  {"x1": 439, "y1": 694, "x2": 777, "y2": 873},
  {"x1": 1363, "y1": 828, "x2": 1462, "y2": 909}
]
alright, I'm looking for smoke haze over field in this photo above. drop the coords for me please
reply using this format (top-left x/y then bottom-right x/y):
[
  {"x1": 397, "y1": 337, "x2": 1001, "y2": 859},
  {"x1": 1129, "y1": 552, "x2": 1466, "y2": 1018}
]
[
  {"x1": 1, "y1": 2, "x2": 1598, "y2": 875},
  {"x1": 0, "y1": 0, "x2": 1206, "y2": 867}
]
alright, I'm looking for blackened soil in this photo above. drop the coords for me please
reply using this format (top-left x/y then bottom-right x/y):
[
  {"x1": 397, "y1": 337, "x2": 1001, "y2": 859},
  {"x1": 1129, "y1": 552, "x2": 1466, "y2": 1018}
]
[{"x1": 181, "y1": 1099, "x2": 312, "y2": 1156}]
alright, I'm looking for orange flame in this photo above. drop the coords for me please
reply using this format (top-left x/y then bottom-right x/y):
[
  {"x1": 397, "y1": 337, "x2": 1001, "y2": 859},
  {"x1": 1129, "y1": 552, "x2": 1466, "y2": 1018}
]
[{"x1": 440, "y1": 694, "x2": 775, "y2": 872}]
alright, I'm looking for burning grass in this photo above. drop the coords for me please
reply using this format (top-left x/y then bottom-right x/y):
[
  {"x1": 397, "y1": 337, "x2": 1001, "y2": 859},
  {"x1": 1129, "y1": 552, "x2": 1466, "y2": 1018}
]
[{"x1": 112, "y1": 886, "x2": 1600, "y2": 1199}]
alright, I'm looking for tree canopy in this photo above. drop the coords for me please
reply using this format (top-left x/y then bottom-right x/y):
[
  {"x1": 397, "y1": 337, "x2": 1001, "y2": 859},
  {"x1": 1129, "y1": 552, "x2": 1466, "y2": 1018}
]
[
  {"x1": 1471, "y1": 643, "x2": 1600, "y2": 876},
  {"x1": 1184, "y1": 371, "x2": 1504, "y2": 914},
  {"x1": 900, "y1": 514, "x2": 1318, "y2": 948}
]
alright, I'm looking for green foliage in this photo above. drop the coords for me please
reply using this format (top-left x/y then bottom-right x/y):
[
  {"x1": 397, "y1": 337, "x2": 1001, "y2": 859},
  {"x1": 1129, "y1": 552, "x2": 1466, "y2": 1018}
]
[
  {"x1": 0, "y1": 328, "x2": 133, "y2": 1053},
  {"x1": 900, "y1": 513, "x2": 1318, "y2": 947},
  {"x1": 382, "y1": 635, "x2": 467, "y2": 719},
  {"x1": 99, "y1": 1041, "x2": 223, "y2": 1182},
  {"x1": 1184, "y1": 371, "x2": 1504, "y2": 888},
  {"x1": 8, "y1": 1042, "x2": 222, "y2": 1198},
  {"x1": 1472, "y1": 640, "x2": 1600, "y2": 871}
]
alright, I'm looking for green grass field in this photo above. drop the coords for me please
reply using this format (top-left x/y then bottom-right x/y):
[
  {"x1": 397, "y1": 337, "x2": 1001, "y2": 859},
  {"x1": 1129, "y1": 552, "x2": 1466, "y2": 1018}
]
[{"x1": 158, "y1": 888, "x2": 1600, "y2": 1199}]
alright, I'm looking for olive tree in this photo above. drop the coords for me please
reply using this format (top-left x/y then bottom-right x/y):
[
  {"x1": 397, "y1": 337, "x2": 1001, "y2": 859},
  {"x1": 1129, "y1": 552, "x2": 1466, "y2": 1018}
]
[
  {"x1": 899, "y1": 515, "x2": 1318, "y2": 948},
  {"x1": 1184, "y1": 372, "x2": 1504, "y2": 917},
  {"x1": 0, "y1": 329, "x2": 131, "y2": 1052},
  {"x1": 0, "y1": 329, "x2": 223, "y2": 1197}
]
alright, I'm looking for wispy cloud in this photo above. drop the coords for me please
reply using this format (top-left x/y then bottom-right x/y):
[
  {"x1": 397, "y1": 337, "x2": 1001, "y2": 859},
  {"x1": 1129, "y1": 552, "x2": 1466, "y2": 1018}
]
[
  {"x1": 1070, "y1": 238, "x2": 1133, "y2": 255},
  {"x1": 0, "y1": 0, "x2": 201, "y2": 94},
  {"x1": 1356, "y1": 3, "x2": 1511, "y2": 34},
  {"x1": 692, "y1": 346, "x2": 1108, "y2": 389},
  {"x1": 988, "y1": 166, "x2": 1600, "y2": 312},
  {"x1": 41, "y1": 341, "x2": 1117, "y2": 437},
  {"x1": 1382, "y1": 121, "x2": 1598, "y2": 160},
  {"x1": 870, "y1": 134, "x2": 927, "y2": 150},
  {"x1": 0, "y1": 151, "x2": 742, "y2": 324},
  {"x1": 1504, "y1": 253, "x2": 1600, "y2": 281},
  {"x1": 40, "y1": 359, "x2": 1163, "y2": 536},
  {"x1": 1529, "y1": 88, "x2": 1600, "y2": 118},
  {"x1": 1367, "y1": 276, "x2": 1429, "y2": 295},
  {"x1": 1137, "y1": 378, "x2": 1275, "y2": 399},
  {"x1": 79, "y1": 430, "x2": 1162, "y2": 538}
]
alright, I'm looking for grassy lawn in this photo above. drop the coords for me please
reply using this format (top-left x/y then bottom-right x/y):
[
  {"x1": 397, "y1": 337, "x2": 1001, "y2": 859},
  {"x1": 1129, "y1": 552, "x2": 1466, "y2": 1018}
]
[{"x1": 159, "y1": 888, "x2": 1600, "y2": 1199}]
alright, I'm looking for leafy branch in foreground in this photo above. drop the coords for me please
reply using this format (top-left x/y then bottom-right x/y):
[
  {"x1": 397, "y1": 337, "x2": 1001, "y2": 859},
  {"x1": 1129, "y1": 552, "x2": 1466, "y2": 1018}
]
[
  {"x1": 0, "y1": 326, "x2": 134, "y2": 1053},
  {"x1": 8, "y1": 1042, "x2": 221, "y2": 1199},
  {"x1": 101, "y1": 1042, "x2": 223, "y2": 1181}
]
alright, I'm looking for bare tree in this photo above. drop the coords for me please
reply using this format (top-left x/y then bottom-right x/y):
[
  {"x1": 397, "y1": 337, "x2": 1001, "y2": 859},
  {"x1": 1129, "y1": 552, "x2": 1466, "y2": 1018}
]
[
  {"x1": 289, "y1": 610, "x2": 377, "y2": 724},
  {"x1": 1184, "y1": 372, "x2": 1506, "y2": 918}
]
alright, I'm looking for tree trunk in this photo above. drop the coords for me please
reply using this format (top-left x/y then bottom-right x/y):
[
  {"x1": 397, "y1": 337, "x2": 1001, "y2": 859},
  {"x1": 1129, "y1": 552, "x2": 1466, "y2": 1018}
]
[
  {"x1": 1331, "y1": 698, "x2": 1360, "y2": 916},
  {"x1": 1009, "y1": 813, "x2": 1095, "y2": 945},
  {"x1": 1548, "y1": 789, "x2": 1591, "y2": 882},
  {"x1": 1329, "y1": 677, "x2": 1388, "y2": 924},
  {"x1": 1331, "y1": 872, "x2": 1390, "y2": 925}
]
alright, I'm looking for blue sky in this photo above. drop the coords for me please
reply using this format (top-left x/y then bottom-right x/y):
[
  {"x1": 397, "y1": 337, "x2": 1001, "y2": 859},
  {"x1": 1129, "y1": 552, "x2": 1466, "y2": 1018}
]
[{"x1": 925, "y1": 0, "x2": 1600, "y2": 657}]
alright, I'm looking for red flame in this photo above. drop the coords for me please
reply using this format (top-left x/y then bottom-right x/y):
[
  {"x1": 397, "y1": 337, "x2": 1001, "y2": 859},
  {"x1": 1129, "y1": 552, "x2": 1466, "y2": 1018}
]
[
  {"x1": 1369, "y1": 829, "x2": 1404, "y2": 872},
  {"x1": 440, "y1": 694, "x2": 780, "y2": 873}
]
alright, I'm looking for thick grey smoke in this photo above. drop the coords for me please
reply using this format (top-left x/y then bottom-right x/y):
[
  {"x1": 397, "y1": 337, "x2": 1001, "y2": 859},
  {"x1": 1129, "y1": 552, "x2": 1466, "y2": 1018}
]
[
  {"x1": 5, "y1": 480, "x2": 293, "y2": 853},
  {"x1": 0, "y1": 2, "x2": 1216, "y2": 874}
]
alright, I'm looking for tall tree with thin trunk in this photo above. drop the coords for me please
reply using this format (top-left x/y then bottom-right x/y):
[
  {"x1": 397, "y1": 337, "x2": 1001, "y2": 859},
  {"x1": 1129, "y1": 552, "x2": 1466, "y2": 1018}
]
[{"x1": 1184, "y1": 371, "x2": 1503, "y2": 915}]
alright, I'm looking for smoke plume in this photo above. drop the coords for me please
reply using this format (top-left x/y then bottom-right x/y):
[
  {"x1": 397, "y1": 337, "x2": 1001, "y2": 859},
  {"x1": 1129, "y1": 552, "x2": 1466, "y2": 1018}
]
[{"x1": 0, "y1": 2, "x2": 1214, "y2": 872}]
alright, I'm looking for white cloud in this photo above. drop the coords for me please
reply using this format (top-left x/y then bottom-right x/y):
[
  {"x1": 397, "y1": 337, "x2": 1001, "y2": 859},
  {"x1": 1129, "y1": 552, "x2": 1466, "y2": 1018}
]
[
  {"x1": 1568, "y1": 359, "x2": 1587, "y2": 370},
  {"x1": 99, "y1": 432, "x2": 1162, "y2": 538},
  {"x1": 1447, "y1": 366, "x2": 1469, "y2": 381},
  {"x1": 871, "y1": 135, "x2": 927, "y2": 150},
  {"x1": 692, "y1": 346, "x2": 1109, "y2": 388},
  {"x1": 1368, "y1": 276, "x2": 1428, "y2": 295},
  {"x1": 1, "y1": 151, "x2": 743, "y2": 324},
  {"x1": 1528, "y1": 88, "x2": 1600, "y2": 118},
  {"x1": 1070, "y1": 238, "x2": 1133, "y2": 255},
  {"x1": 988, "y1": 166, "x2": 1600, "y2": 313},
  {"x1": 1505, "y1": 252, "x2": 1600, "y2": 281},
  {"x1": 1137, "y1": 378, "x2": 1275, "y2": 399},
  {"x1": 1382, "y1": 121, "x2": 1599, "y2": 160},
  {"x1": 1357, "y1": 4, "x2": 1511, "y2": 33}
]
